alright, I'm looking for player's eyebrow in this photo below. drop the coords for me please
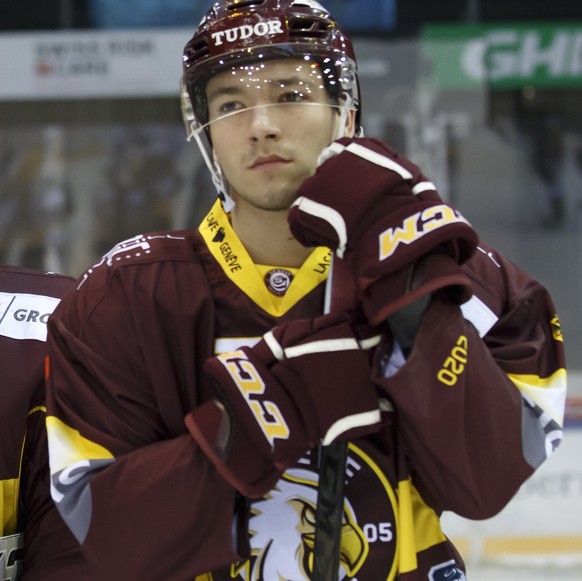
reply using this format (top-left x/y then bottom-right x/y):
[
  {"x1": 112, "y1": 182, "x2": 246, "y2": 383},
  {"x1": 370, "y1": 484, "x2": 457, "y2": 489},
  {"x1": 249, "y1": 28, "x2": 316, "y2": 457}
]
[
  {"x1": 207, "y1": 85, "x2": 243, "y2": 103},
  {"x1": 274, "y1": 76, "x2": 316, "y2": 88},
  {"x1": 207, "y1": 75, "x2": 318, "y2": 102}
]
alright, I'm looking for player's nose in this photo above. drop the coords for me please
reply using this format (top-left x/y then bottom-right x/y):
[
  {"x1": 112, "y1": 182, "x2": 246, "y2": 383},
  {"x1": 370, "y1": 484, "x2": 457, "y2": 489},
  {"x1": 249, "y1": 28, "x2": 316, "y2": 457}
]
[{"x1": 248, "y1": 104, "x2": 282, "y2": 142}]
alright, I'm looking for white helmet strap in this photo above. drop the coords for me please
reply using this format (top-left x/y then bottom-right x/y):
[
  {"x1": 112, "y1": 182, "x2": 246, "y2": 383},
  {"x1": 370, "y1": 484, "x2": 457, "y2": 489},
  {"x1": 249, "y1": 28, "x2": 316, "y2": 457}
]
[{"x1": 190, "y1": 127, "x2": 235, "y2": 213}]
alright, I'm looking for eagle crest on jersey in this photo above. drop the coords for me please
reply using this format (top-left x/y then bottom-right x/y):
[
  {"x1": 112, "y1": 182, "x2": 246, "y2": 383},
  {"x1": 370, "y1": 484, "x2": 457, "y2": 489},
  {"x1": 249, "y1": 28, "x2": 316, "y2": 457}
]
[{"x1": 231, "y1": 467, "x2": 368, "y2": 580}]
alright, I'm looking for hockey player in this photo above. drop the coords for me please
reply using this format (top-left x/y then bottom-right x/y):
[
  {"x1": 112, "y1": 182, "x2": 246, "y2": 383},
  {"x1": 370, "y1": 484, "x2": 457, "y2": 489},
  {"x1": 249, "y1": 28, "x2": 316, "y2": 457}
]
[
  {"x1": 0, "y1": 265, "x2": 93, "y2": 580},
  {"x1": 45, "y1": 1, "x2": 566, "y2": 580}
]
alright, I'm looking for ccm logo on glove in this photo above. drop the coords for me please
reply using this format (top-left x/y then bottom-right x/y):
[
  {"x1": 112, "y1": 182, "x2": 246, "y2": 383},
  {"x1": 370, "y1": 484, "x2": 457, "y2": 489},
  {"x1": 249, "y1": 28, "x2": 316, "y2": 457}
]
[
  {"x1": 216, "y1": 350, "x2": 290, "y2": 446},
  {"x1": 380, "y1": 204, "x2": 471, "y2": 261}
]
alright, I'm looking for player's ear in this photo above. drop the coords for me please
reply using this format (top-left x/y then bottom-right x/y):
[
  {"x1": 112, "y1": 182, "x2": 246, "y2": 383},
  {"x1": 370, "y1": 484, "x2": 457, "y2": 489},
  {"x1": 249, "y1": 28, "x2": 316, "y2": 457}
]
[{"x1": 342, "y1": 110, "x2": 356, "y2": 138}]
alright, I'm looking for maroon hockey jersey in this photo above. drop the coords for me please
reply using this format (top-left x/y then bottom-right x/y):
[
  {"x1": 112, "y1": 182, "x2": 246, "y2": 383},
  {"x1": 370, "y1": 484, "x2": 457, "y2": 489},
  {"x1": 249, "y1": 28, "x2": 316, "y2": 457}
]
[
  {"x1": 0, "y1": 265, "x2": 95, "y2": 580},
  {"x1": 45, "y1": 201, "x2": 566, "y2": 580}
]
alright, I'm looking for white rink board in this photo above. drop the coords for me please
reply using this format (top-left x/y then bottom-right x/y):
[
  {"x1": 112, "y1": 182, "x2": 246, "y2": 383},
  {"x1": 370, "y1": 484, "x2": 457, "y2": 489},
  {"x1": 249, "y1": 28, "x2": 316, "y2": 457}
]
[
  {"x1": 442, "y1": 425, "x2": 582, "y2": 574},
  {"x1": 0, "y1": 29, "x2": 190, "y2": 101}
]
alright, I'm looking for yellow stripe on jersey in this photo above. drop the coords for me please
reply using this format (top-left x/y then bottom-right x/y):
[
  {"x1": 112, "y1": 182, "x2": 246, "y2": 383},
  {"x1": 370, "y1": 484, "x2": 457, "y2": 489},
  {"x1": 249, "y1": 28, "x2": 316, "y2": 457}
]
[
  {"x1": 0, "y1": 406, "x2": 45, "y2": 535},
  {"x1": 396, "y1": 478, "x2": 446, "y2": 573},
  {"x1": 199, "y1": 200, "x2": 331, "y2": 317},
  {"x1": 46, "y1": 416, "x2": 114, "y2": 475},
  {"x1": 507, "y1": 368, "x2": 567, "y2": 426},
  {"x1": 0, "y1": 479, "x2": 19, "y2": 536}
]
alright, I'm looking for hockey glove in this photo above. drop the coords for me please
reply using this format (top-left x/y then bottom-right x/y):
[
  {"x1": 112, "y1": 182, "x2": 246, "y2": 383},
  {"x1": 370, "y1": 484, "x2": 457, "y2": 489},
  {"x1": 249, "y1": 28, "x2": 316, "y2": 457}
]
[
  {"x1": 185, "y1": 311, "x2": 384, "y2": 498},
  {"x1": 288, "y1": 137, "x2": 478, "y2": 323},
  {"x1": 379, "y1": 250, "x2": 473, "y2": 353}
]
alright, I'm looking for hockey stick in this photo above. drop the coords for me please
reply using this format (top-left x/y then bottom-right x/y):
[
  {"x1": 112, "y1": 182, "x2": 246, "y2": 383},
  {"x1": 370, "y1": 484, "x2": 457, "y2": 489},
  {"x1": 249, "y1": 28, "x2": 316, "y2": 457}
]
[
  {"x1": 311, "y1": 257, "x2": 346, "y2": 581},
  {"x1": 312, "y1": 440, "x2": 347, "y2": 580}
]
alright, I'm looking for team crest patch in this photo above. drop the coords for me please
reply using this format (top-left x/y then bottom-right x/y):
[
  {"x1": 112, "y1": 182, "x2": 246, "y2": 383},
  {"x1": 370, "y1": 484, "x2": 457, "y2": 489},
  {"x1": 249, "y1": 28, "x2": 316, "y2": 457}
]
[
  {"x1": 264, "y1": 269, "x2": 294, "y2": 296},
  {"x1": 232, "y1": 444, "x2": 398, "y2": 580}
]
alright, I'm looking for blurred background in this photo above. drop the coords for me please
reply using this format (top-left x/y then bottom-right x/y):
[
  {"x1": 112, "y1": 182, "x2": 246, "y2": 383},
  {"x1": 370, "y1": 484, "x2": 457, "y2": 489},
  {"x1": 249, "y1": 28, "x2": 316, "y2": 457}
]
[{"x1": 1, "y1": 1, "x2": 581, "y2": 579}]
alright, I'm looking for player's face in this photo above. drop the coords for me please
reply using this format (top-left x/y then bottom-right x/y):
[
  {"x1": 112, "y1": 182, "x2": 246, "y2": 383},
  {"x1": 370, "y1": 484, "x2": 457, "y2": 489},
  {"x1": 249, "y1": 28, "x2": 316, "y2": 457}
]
[{"x1": 206, "y1": 59, "x2": 354, "y2": 212}]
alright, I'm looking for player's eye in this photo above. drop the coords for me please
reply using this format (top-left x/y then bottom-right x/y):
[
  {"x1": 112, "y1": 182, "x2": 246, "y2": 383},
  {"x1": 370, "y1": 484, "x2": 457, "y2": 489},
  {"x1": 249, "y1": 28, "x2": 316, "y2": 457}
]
[
  {"x1": 279, "y1": 90, "x2": 309, "y2": 104},
  {"x1": 217, "y1": 100, "x2": 245, "y2": 115},
  {"x1": 207, "y1": 97, "x2": 247, "y2": 121}
]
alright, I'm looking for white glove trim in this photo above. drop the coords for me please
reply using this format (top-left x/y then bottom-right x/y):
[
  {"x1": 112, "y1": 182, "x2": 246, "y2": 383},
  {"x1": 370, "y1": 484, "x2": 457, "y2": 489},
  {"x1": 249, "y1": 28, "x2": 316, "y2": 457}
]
[
  {"x1": 285, "y1": 337, "x2": 360, "y2": 359},
  {"x1": 263, "y1": 330, "x2": 382, "y2": 362},
  {"x1": 291, "y1": 196, "x2": 348, "y2": 258},
  {"x1": 322, "y1": 409, "x2": 382, "y2": 445},
  {"x1": 412, "y1": 181, "x2": 437, "y2": 195},
  {"x1": 316, "y1": 141, "x2": 346, "y2": 166},
  {"x1": 317, "y1": 141, "x2": 414, "y2": 182},
  {"x1": 264, "y1": 330, "x2": 285, "y2": 362},
  {"x1": 358, "y1": 334, "x2": 383, "y2": 350},
  {"x1": 345, "y1": 142, "x2": 413, "y2": 180}
]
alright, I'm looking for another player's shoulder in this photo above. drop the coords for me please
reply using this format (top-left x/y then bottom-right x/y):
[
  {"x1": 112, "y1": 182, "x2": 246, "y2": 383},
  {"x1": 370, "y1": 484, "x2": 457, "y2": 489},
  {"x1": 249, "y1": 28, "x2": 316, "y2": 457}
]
[
  {"x1": 0, "y1": 264, "x2": 76, "y2": 343},
  {"x1": 0, "y1": 263, "x2": 75, "y2": 299}
]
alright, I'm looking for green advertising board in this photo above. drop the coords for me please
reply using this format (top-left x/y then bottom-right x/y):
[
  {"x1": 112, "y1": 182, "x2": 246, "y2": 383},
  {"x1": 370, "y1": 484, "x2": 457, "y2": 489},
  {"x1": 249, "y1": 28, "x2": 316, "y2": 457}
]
[{"x1": 421, "y1": 23, "x2": 582, "y2": 90}]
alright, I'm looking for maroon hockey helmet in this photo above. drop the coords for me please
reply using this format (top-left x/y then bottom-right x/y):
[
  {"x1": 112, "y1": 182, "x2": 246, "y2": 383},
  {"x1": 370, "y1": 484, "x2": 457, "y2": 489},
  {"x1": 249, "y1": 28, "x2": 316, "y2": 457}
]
[
  {"x1": 180, "y1": 0, "x2": 361, "y2": 211},
  {"x1": 182, "y1": 0, "x2": 361, "y2": 130}
]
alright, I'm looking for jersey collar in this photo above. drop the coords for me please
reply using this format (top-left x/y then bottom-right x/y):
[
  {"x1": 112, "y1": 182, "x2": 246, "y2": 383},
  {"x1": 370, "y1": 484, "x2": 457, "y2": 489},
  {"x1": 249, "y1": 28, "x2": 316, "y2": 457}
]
[{"x1": 199, "y1": 200, "x2": 331, "y2": 317}]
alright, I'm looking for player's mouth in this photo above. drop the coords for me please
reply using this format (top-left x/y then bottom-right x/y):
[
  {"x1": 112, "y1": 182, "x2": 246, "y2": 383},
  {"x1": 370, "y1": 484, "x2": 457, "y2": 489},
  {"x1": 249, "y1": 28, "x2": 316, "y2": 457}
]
[{"x1": 249, "y1": 155, "x2": 290, "y2": 170}]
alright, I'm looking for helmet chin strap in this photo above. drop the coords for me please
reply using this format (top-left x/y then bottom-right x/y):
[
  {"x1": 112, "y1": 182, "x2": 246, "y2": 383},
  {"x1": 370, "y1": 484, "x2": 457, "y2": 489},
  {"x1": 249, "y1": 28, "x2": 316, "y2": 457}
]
[
  {"x1": 190, "y1": 126, "x2": 236, "y2": 213},
  {"x1": 211, "y1": 155, "x2": 236, "y2": 214}
]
